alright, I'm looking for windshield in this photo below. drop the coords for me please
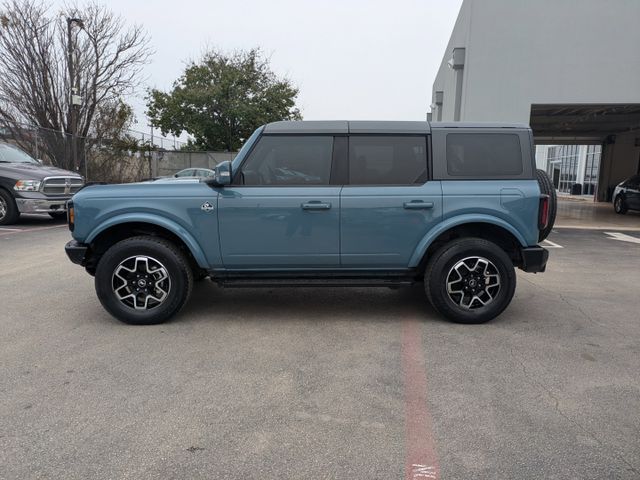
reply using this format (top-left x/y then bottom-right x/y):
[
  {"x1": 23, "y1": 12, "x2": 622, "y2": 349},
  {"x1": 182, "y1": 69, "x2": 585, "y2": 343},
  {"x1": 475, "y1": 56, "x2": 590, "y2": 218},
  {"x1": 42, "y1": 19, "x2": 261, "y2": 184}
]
[{"x1": 0, "y1": 143, "x2": 39, "y2": 164}]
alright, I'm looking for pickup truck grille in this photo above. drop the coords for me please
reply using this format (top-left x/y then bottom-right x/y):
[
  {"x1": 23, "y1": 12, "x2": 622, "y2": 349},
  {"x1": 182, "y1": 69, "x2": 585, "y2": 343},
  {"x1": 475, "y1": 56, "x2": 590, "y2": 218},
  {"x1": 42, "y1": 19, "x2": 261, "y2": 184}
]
[{"x1": 41, "y1": 177, "x2": 84, "y2": 195}]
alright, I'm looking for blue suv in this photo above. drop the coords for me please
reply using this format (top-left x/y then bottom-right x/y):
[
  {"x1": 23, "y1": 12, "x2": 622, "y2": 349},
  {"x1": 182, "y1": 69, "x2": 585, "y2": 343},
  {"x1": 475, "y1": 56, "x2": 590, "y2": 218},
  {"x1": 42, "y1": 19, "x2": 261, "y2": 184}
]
[{"x1": 65, "y1": 121, "x2": 554, "y2": 325}]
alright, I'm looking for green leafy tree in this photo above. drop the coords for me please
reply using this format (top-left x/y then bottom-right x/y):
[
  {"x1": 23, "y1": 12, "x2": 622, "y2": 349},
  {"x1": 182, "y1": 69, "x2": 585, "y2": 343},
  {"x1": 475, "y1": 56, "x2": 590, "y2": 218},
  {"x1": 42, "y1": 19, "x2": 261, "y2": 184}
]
[{"x1": 147, "y1": 49, "x2": 301, "y2": 151}]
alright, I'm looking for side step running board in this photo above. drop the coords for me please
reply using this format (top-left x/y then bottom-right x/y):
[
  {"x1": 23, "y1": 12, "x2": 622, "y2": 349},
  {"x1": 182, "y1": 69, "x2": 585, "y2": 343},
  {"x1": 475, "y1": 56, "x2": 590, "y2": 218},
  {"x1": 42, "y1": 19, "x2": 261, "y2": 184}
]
[{"x1": 215, "y1": 278, "x2": 416, "y2": 288}]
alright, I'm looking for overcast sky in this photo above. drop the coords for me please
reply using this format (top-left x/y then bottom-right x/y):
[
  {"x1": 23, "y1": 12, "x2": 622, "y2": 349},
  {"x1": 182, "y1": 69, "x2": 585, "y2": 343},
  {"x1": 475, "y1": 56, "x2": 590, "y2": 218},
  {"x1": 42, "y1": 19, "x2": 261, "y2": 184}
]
[{"x1": 54, "y1": 0, "x2": 462, "y2": 134}]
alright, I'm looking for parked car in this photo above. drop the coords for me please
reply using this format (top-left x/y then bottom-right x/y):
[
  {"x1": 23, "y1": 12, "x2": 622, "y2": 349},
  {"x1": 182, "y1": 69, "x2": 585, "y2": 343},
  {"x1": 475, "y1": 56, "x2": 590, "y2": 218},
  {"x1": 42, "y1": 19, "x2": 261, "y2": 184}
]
[
  {"x1": 613, "y1": 174, "x2": 640, "y2": 214},
  {"x1": 65, "y1": 121, "x2": 555, "y2": 325},
  {"x1": 173, "y1": 168, "x2": 215, "y2": 178},
  {"x1": 0, "y1": 142, "x2": 84, "y2": 225}
]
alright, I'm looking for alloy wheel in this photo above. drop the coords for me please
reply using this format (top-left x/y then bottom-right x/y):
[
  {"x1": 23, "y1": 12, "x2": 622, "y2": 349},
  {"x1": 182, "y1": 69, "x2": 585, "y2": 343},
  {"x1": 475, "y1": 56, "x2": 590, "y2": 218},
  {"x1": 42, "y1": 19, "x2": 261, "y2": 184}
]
[
  {"x1": 446, "y1": 256, "x2": 501, "y2": 309},
  {"x1": 112, "y1": 255, "x2": 171, "y2": 310}
]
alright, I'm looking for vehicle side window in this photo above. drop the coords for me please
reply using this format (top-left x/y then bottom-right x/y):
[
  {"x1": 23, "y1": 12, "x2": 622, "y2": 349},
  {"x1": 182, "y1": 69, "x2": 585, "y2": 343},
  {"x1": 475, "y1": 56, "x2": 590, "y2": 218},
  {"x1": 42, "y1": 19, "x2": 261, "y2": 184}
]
[
  {"x1": 627, "y1": 175, "x2": 640, "y2": 187},
  {"x1": 446, "y1": 133, "x2": 522, "y2": 177},
  {"x1": 240, "y1": 135, "x2": 333, "y2": 186},
  {"x1": 348, "y1": 136, "x2": 427, "y2": 185}
]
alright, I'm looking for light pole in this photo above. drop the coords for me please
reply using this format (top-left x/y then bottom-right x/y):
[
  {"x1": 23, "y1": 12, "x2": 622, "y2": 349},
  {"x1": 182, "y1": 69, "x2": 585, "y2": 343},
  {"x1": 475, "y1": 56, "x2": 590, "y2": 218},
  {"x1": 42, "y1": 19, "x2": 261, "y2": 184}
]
[{"x1": 67, "y1": 17, "x2": 83, "y2": 172}]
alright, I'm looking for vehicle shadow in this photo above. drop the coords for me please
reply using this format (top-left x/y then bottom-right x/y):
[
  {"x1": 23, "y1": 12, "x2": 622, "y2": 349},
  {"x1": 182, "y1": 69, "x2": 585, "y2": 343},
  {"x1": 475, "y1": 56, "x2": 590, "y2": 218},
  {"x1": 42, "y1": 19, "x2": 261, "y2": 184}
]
[
  {"x1": 14, "y1": 213, "x2": 66, "y2": 226},
  {"x1": 179, "y1": 281, "x2": 440, "y2": 325}
]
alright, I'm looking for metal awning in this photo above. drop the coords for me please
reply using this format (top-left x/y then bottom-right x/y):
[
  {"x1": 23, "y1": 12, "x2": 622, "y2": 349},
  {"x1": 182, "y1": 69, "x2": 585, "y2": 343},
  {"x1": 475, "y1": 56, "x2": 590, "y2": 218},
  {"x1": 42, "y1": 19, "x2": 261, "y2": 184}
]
[{"x1": 530, "y1": 103, "x2": 640, "y2": 144}]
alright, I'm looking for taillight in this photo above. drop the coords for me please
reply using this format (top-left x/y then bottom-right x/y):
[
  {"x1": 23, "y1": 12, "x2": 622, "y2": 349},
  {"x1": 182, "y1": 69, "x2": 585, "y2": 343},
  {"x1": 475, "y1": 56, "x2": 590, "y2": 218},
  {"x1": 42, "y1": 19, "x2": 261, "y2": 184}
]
[{"x1": 538, "y1": 195, "x2": 549, "y2": 230}]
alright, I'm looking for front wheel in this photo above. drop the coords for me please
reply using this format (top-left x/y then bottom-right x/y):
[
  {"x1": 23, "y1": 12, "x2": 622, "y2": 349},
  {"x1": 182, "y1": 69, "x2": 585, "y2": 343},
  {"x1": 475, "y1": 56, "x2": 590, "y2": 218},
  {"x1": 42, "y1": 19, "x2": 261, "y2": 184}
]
[
  {"x1": 424, "y1": 238, "x2": 516, "y2": 324},
  {"x1": 614, "y1": 195, "x2": 628, "y2": 214},
  {"x1": 0, "y1": 189, "x2": 20, "y2": 225},
  {"x1": 94, "y1": 236, "x2": 193, "y2": 325}
]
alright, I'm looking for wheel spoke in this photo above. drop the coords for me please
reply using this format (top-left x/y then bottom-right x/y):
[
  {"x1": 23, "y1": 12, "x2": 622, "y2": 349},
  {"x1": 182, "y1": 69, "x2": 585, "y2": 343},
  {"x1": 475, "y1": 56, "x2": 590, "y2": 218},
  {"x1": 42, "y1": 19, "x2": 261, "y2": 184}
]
[
  {"x1": 446, "y1": 255, "x2": 501, "y2": 310},
  {"x1": 112, "y1": 255, "x2": 171, "y2": 311}
]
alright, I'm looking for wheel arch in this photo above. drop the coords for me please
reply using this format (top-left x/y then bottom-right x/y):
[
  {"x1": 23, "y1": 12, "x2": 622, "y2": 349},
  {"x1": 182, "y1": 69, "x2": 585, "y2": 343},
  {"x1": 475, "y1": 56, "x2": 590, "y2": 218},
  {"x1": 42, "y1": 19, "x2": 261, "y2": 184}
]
[
  {"x1": 0, "y1": 184, "x2": 17, "y2": 201},
  {"x1": 410, "y1": 217, "x2": 526, "y2": 273},
  {"x1": 85, "y1": 216, "x2": 209, "y2": 272}
]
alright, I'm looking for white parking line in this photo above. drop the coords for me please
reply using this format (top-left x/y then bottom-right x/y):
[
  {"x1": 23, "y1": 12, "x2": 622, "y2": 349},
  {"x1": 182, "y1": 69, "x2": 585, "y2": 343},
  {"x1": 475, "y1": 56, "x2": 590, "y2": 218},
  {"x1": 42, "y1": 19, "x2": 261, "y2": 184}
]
[
  {"x1": 542, "y1": 239, "x2": 564, "y2": 249},
  {"x1": 0, "y1": 225, "x2": 66, "y2": 236},
  {"x1": 604, "y1": 232, "x2": 640, "y2": 244}
]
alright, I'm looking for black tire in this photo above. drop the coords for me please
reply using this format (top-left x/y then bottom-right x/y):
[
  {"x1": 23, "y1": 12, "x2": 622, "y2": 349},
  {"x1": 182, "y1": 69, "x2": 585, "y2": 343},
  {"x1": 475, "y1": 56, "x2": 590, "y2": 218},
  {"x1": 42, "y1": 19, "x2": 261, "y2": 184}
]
[
  {"x1": 0, "y1": 189, "x2": 20, "y2": 226},
  {"x1": 49, "y1": 211, "x2": 67, "y2": 220},
  {"x1": 614, "y1": 195, "x2": 628, "y2": 214},
  {"x1": 424, "y1": 238, "x2": 516, "y2": 324},
  {"x1": 536, "y1": 169, "x2": 557, "y2": 241},
  {"x1": 94, "y1": 236, "x2": 193, "y2": 325}
]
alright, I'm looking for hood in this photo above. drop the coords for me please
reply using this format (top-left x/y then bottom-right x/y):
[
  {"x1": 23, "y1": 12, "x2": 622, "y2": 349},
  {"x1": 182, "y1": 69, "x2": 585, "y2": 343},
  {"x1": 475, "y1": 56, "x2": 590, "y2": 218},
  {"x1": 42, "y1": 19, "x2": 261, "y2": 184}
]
[{"x1": 0, "y1": 162, "x2": 82, "y2": 180}]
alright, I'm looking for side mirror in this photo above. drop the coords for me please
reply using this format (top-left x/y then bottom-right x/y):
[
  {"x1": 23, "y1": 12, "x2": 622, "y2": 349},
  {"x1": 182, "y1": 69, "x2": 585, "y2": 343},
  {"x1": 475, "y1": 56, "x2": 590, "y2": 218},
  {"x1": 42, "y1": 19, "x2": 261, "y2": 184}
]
[
  {"x1": 205, "y1": 160, "x2": 232, "y2": 187},
  {"x1": 36, "y1": 158, "x2": 43, "y2": 165}
]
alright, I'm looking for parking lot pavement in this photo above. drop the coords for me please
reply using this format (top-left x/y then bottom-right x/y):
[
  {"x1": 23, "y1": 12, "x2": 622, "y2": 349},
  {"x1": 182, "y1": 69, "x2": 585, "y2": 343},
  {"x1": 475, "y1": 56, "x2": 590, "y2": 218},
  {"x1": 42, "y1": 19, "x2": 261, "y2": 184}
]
[
  {"x1": 1, "y1": 227, "x2": 639, "y2": 479},
  {"x1": 0, "y1": 214, "x2": 67, "y2": 237}
]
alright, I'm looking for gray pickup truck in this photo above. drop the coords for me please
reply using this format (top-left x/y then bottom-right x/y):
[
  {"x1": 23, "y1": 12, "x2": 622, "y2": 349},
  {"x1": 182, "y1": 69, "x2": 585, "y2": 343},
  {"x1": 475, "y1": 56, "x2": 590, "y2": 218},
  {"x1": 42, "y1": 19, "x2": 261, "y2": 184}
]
[{"x1": 0, "y1": 142, "x2": 84, "y2": 225}]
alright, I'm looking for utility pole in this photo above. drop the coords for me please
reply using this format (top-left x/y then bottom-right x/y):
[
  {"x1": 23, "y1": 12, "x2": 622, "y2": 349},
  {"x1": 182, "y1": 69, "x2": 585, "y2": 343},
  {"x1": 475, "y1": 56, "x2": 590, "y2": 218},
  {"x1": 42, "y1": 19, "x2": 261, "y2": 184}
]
[{"x1": 67, "y1": 17, "x2": 83, "y2": 172}]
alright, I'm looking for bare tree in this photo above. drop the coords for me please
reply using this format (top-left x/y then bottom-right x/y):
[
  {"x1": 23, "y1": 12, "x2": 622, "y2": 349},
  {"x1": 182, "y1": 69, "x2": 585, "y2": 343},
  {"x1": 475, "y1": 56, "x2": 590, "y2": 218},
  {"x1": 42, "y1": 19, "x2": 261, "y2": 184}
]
[{"x1": 0, "y1": 0, "x2": 152, "y2": 171}]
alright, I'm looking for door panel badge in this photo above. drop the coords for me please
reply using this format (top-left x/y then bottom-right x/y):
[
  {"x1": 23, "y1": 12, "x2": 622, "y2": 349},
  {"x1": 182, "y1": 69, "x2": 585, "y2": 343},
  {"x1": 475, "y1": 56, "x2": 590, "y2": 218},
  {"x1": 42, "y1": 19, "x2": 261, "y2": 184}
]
[{"x1": 201, "y1": 201, "x2": 215, "y2": 213}]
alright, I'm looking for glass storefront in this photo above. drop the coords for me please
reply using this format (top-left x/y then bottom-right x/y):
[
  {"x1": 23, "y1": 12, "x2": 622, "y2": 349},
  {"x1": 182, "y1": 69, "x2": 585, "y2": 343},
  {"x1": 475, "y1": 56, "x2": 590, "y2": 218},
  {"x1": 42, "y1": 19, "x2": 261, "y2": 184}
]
[
  {"x1": 583, "y1": 145, "x2": 601, "y2": 195},
  {"x1": 545, "y1": 145, "x2": 601, "y2": 196}
]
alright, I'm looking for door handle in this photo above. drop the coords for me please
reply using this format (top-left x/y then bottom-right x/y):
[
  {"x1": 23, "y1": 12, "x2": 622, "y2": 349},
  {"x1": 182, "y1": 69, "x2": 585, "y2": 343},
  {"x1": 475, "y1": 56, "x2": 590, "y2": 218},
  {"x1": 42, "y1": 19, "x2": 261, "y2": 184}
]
[
  {"x1": 403, "y1": 201, "x2": 434, "y2": 210},
  {"x1": 301, "y1": 201, "x2": 332, "y2": 210}
]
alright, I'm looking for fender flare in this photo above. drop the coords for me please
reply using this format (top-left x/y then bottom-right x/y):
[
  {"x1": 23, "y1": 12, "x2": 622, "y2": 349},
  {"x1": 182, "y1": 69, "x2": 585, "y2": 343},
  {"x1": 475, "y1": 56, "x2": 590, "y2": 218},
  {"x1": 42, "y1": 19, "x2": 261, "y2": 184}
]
[
  {"x1": 408, "y1": 214, "x2": 528, "y2": 267},
  {"x1": 85, "y1": 213, "x2": 209, "y2": 268}
]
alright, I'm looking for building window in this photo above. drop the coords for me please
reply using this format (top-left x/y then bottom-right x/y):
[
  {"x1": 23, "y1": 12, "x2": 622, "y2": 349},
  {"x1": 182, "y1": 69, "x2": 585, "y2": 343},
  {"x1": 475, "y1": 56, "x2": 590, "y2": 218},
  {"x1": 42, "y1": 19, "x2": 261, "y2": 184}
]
[
  {"x1": 583, "y1": 145, "x2": 601, "y2": 196},
  {"x1": 548, "y1": 145, "x2": 579, "y2": 194}
]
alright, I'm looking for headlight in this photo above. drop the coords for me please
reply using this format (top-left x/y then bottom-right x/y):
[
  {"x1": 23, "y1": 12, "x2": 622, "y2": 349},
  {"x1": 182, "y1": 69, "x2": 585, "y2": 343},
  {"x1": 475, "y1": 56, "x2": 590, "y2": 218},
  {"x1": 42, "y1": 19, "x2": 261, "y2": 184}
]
[{"x1": 14, "y1": 179, "x2": 41, "y2": 191}]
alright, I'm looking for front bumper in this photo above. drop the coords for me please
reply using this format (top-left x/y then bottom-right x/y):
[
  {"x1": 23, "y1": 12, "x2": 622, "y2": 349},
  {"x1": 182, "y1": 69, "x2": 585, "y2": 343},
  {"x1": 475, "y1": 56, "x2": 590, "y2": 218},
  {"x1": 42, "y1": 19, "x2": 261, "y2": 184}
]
[
  {"x1": 520, "y1": 246, "x2": 549, "y2": 273},
  {"x1": 65, "y1": 240, "x2": 88, "y2": 265},
  {"x1": 16, "y1": 198, "x2": 70, "y2": 214}
]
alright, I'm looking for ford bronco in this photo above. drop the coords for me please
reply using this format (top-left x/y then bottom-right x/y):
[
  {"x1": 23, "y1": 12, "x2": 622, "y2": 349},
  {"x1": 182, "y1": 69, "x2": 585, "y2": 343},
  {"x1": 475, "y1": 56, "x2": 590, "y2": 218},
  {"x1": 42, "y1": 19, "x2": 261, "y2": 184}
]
[{"x1": 65, "y1": 121, "x2": 554, "y2": 325}]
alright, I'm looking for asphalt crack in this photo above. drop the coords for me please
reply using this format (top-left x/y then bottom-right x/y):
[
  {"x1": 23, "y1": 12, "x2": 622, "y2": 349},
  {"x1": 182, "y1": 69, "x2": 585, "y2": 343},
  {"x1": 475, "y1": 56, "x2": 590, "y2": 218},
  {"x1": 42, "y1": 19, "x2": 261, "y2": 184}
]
[{"x1": 509, "y1": 346, "x2": 639, "y2": 476}]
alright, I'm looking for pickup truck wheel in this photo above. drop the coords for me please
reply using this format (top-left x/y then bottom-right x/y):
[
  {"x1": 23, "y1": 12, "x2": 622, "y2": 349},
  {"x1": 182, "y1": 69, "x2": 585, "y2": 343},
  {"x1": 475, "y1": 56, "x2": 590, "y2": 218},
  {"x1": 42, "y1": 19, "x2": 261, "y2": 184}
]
[
  {"x1": 425, "y1": 238, "x2": 516, "y2": 324},
  {"x1": 0, "y1": 189, "x2": 19, "y2": 225},
  {"x1": 536, "y1": 169, "x2": 557, "y2": 241},
  {"x1": 95, "y1": 236, "x2": 193, "y2": 325}
]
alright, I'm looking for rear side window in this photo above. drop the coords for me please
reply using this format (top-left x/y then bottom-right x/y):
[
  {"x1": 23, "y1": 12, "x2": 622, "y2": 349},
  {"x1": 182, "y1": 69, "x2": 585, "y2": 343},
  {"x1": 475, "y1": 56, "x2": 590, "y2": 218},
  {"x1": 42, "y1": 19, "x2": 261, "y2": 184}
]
[
  {"x1": 624, "y1": 175, "x2": 640, "y2": 187},
  {"x1": 240, "y1": 135, "x2": 333, "y2": 185},
  {"x1": 446, "y1": 133, "x2": 522, "y2": 177},
  {"x1": 348, "y1": 136, "x2": 427, "y2": 185}
]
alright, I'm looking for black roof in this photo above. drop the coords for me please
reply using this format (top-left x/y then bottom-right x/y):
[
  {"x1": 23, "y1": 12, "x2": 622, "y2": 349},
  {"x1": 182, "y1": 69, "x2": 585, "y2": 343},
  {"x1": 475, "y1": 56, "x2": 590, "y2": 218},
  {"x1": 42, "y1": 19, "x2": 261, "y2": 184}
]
[{"x1": 263, "y1": 120, "x2": 529, "y2": 134}]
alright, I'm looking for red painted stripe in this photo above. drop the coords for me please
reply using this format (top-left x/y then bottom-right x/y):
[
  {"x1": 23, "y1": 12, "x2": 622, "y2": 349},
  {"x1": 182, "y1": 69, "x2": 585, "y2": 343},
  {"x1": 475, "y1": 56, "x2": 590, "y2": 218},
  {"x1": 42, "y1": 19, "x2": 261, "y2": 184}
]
[{"x1": 402, "y1": 318, "x2": 439, "y2": 480}]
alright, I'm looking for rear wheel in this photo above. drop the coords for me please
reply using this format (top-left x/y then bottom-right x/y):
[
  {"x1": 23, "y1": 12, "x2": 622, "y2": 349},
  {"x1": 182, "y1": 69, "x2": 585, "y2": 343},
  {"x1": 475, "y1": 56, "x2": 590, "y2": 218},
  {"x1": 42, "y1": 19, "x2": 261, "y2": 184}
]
[
  {"x1": 425, "y1": 238, "x2": 516, "y2": 324},
  {"x1": 536, "y1": 169, "x2": 557, "y2": 241},
  {"x1": 95, "y1": 236, "x2": 193, "y2": 325},
  {"x1": 0, "y1": 189, "x2": 19, "y2": 226},
  {"x1": 614, "y1": 195, "x2": 628, "y2": 214}
]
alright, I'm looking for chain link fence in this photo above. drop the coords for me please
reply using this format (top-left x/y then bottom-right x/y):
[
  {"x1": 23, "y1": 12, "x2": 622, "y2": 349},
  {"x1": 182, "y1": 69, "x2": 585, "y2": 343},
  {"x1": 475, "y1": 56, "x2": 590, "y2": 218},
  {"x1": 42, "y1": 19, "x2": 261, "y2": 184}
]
[{"x1": 0, "y1": 121, "x2": 236, "y2": 183}]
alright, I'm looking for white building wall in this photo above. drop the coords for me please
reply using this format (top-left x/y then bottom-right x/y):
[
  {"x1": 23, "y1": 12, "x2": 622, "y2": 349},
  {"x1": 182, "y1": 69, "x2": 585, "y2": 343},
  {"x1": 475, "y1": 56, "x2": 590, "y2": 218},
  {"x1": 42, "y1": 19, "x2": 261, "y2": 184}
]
[{"x1": 432, "y1": 0, "x2": 640, "y2": 123}]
